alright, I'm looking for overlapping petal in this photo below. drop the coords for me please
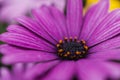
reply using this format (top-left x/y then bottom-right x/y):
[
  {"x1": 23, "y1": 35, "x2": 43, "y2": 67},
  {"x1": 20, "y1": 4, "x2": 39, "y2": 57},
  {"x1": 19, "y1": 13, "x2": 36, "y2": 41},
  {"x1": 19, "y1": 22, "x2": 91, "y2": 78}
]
[
  {"x1": 25, "y1": 60, "x2": 60, "y2": 80},
  {"x1": 32, "y1": 6, "x2": 64, "y2": 42},
  {"x1": 0, "y1": 44, "x2": 25, "y2": 55},
  {"x1": 90, "y1": 36, "x2": 120, "y2": 52},
  {"x1": 67, "y1": 0, "x2": 83, "y2": 37},
  {"x1": 0, "y1": 68, "x2": 12, "y2": 80},
  {"x1": 42, "y1": 61, "x2": 75, "y2": 80},
  {"x1": 2, "y1": 51, "x2": 57, "y2": 64},
  {"x1": 0, "y1": 32, "x2": 55, "y2": 52},
  {"x1": 102, "y1": 62, "x2": 120, "y2": 78},
  {"x1": 80, "y1": 0, "x2": 109, "y2": 40},
  {"x1": 76, "y1": 59, "x2": 120, "y2": 80},
  {"x1": 89, "y1": 49, "x2": 120, "y2": 60},
  {"x1": 88, "y1": 9, "x2": 120, "y2": 46},
  {"x1": 16, "y1": 16, "x2": 57, "y2": 45},
  {"x1": 76, "y1": 60, "x2": 107, "y2": 80},
  {"x1": 49, "y1": 6, "x2": 68, "y2": 37}
]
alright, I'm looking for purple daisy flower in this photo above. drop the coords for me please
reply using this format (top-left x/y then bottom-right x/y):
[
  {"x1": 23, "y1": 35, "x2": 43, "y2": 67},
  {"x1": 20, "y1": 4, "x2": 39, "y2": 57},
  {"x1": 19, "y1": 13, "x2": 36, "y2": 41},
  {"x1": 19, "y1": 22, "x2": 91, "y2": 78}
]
[
  {"x1": 0, "y1": 0, "x2": 120, "y2": 80},
  {"x1": 0, "y1": 63, "x2": 34, "y2": 80}
]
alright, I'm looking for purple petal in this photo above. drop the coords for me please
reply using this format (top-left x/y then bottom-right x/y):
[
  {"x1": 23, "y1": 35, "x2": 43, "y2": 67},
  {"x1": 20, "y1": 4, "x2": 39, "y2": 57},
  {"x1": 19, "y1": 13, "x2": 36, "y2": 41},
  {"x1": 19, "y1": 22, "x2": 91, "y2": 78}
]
[
  {"x1": 80, "y1": 0, "x2": 109, "y2": 40},
  {"x1": 88, "y1": 9, "x2": 120, "y2": 46},
  {"x1": 66, "y1": 0, "x2": 83, "y2": 37},
  {"x1": 25, "y1": 63, "x2": 34, "y2": 72},
  {"x1": 13, "y1": 63, "x2": 34, "y2": 80},
  {"x1": 76, "y1": 60, "x2": 108, "y2": 80},
  {"x1": 48, "y1": 0, "x2": 65, "y2": 12},
  {"x1": 49, "y1": 6, "x2": 68, "y2": 37},
  {"x1": 32, "y1": 6, "x2": 63, "y2": 41},
  {"x1": 102, "y1": 62, "x2": 120, "y2": 78},
  {"x1": 2, "y1": 51, "x2": 57, "y2": 64},
  {"x1": 12, "y1": 63, "x2": 28, "y2": 74},
  {"x1": 16, "y1": 16, "x2": 57, "y2": 44},
  {"x1": 90, "y1": 36, "x2": 120, "y2": 52},
  {"x1": 43, "y1": 61, "x2": 75, "y2": 80},
  {"x1": 0, "y1": 68, "x2": 12, "y2": 80},
  {"x1": 0, "y1": 44, "x2": 25, "y2": 55},
  {"x1": 25, "y1": 60, "x2": 60, "y2": 80},
  {"x1": 89, "y1": 49, "x2": 120, "y2": 60},
  {"x1": 77, "y1": 60, "x2": 120, "y2": 79},
  {"x1": 7, "y1": 24, "x2": 33, "y2": 36},
  {"x1": 12, "y1": 63, "x2": 25, "y2": 80},
  {"x1": 6, "y1": 24, "x2": 55, "y2": 48},
  {"x1": 0, "y1": 32, "x2": 55, "y2": 52}
]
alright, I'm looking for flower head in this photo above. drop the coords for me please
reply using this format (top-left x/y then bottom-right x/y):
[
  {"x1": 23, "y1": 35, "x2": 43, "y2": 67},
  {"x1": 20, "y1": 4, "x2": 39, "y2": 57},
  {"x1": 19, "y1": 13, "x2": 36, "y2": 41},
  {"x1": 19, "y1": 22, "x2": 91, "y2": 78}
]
[
  {"x1": 0, "y1": 0, "x2": 120, "y2": 80},
  {"x1": 0, "y1": 0, "x2": 65, "y2": 23}
]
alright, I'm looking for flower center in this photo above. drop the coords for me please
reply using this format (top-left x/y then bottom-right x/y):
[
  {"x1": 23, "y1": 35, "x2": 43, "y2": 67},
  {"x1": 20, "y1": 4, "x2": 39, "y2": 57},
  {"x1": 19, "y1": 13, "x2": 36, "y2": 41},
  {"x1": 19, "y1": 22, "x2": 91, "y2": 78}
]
[{"x1": 56, "y1": 37, "x2": 88, "y2": 60}]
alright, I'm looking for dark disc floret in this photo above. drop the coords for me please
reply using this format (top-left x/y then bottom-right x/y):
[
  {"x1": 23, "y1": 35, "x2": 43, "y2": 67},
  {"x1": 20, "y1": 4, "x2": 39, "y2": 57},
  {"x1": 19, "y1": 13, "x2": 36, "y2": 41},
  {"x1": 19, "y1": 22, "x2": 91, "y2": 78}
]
[{"x1": 56, "y1": 37, "x2": 88, "y2": 60}]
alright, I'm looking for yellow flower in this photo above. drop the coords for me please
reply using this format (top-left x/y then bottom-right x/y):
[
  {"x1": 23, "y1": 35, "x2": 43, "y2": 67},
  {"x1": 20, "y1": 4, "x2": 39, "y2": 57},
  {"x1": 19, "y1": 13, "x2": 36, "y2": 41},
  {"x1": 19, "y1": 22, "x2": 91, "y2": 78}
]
[
  {"x1": 85, "y1": 0, "x2": 120, "y2": 11},
  {"x1": 110, "y1": 0, "x2": 120, "y2": 10}
]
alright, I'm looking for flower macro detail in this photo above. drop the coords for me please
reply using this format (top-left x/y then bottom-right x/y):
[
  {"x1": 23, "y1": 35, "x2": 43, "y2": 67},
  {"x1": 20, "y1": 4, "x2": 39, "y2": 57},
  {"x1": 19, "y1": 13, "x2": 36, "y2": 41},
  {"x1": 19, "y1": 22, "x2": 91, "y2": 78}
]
[
  {"x1": 0, "y1": 0, "x2": 120, "y2": 80},
  {"x1": 57, "y1": 37, "x2": 88, "y2": 60}
]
